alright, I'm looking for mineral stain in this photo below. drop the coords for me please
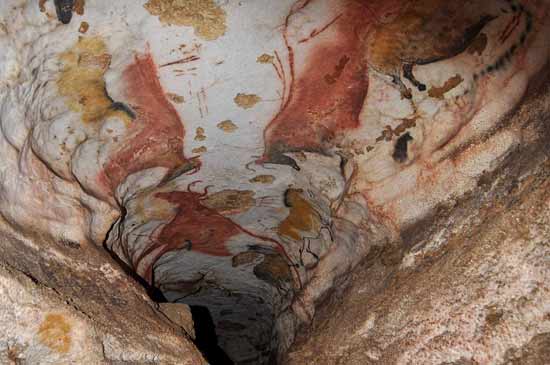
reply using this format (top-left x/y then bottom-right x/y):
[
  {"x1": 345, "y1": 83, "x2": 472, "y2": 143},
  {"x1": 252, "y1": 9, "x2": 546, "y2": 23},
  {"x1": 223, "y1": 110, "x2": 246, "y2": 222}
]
[{"x1": 38, "y1": 314, "x2": 72, "y2": 354}]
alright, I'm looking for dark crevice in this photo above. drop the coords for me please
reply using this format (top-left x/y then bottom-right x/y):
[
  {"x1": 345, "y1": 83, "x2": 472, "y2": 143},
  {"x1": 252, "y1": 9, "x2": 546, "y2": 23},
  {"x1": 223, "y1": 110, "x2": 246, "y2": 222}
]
[{"x1": 191, "y1": 305, "x2": 235, "y2": 365}]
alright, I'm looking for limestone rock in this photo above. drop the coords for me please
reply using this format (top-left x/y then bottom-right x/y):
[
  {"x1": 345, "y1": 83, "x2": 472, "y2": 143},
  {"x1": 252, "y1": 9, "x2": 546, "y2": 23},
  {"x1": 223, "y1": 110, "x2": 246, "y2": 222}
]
[{"x1": 0, "y1": 0, "x2": 548, "y2": 363}]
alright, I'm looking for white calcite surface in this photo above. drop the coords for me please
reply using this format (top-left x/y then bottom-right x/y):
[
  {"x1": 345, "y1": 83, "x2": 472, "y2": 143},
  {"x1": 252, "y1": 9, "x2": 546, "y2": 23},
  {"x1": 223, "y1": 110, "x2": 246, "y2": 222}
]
[{"x1": 0, "y1": 0, "x2": 548, "y2": 363}]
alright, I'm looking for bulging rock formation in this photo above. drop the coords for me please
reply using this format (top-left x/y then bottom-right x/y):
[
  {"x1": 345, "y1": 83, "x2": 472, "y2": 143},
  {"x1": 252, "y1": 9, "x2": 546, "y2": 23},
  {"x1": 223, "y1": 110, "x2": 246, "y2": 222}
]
[{"x1": 0, "y1": 0, "x2": 548, "y2": 364}]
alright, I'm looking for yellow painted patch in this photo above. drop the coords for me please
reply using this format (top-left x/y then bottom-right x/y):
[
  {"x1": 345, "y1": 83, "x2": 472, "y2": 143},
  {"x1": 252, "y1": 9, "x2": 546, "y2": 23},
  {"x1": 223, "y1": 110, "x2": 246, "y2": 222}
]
[
  {"x1": 192, "y1": 146, "x2": 207, "y2": 154},
  {"x1": 278, "y1": 189, "x2": 321, "y2": 241},
  {"x1": 57, "y1": 37, "x2": 131, "y2": 125},
  {"x1": 144, "y1": 0, "x2": 226, "y2": 41},
  {"x1": 202, "y1": 189, "x2": 255, "y2": 215},
  {"x1": 234, "y1": 93, "x2": 261, "y2": 109},
  {"x1": 256, "y1": 54, "x2": 274, "y2": 64},
  {"x1": 249, "y1": 175, "x2": 275, "y2": 184},
  {"x1": 78, "y1": 21, "x2": 89, "y2": 33},
  {"x1": 38, "y1": 314, "x2": 72, "y2": 354},
  {"x1": 166, "y1": 92, "x2": 185, "y2": 104},
  {"x1": 194, "y1": 127, "x2": 206, "y2": 141},
  {"x1": 217, "y1": 120, "x2": 238, "y2": 133}
]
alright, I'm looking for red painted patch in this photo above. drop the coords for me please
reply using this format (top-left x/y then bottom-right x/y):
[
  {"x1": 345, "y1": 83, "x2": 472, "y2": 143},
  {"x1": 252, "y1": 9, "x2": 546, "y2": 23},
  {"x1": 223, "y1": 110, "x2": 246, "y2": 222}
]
[
  {"x1": 259, "y1": 0, "x2": 384, "y2": 167},
  {"x1": 135, "y1": 184, "x2": 301, "y2": 287},
  {"x1": 98, "y1": 53, "x2": 190, "y2": 195}
]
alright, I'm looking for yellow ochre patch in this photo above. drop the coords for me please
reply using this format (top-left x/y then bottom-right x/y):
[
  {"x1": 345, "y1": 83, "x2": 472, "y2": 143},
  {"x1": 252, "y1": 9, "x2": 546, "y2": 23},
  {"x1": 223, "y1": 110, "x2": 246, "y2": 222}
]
[
  {"x1": 217, "y1": 120, "x2": 238, "y2": 133},
  {"x1": 57, "y1": 37, "x2": 131, "y2": 124},
  {"x1": 278, "y1": 189, "x2": 321, "y2": 241},
  {"x1": 38, "y1": 314, "x2": 72, "y2": 354},
  {"x1": 144, "y1": 0, "x2": 226, "y2": 41},
  {"x1": 202, "y1": 189, "x2": 255, "y2": 215},
  {"x1": 234, "y1": 93, "x2": 261, "y2": 109}
]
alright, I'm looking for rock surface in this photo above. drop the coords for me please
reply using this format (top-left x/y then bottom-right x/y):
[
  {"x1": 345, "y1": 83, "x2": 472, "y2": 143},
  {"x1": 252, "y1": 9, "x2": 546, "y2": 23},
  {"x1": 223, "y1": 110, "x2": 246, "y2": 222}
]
[
  {"x1": 0, "y1": 0, "x2": 548, "y2": 363},
  {"x1": 0, "y1": 219, "x2": 205, "y2": 364},
  {"x1": 286, "y1": 82, "x2": 550, "y2": 364}
]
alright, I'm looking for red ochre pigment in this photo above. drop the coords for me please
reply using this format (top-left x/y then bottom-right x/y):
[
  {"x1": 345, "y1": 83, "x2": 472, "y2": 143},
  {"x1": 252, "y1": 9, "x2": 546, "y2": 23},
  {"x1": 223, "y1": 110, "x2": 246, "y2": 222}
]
[
  {"x1": 97, "y1": 53, "x2": 189, "y2": 194},
  {"x1": 135, "y1": 184, "x2": 301, "y2": 288},
  {"x1": 260, "y1": 0, "x2": 388, "y2": 168}
]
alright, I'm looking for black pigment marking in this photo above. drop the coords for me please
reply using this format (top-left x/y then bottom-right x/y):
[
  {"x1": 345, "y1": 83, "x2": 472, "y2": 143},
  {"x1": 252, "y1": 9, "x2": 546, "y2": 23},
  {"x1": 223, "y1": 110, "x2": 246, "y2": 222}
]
[
  {"x1": 392, "y1": 132, "x2": 413, "y2": 163},
  {"x1": 111, "y1": 102, "x2": 136, "y2": 119},
  {"x1": 401, "y1": 14, "x2": 496, "y2": 97},
  {"x1": 54, "y1": 0, "x2": 74, "y2": 24},
  {"x1": 473, "y1": 1, "x2": 533, "y2": 81},
  {"x1": 403, "y1": 63, "x2": 426, "y2": 92}
]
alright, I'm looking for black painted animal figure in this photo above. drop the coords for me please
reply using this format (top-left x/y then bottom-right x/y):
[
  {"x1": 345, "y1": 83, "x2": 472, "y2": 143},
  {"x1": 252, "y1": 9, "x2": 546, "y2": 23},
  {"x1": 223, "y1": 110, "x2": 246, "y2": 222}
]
[{"x1": 366, "y1": 0, "x2": 533, "y2": 98}]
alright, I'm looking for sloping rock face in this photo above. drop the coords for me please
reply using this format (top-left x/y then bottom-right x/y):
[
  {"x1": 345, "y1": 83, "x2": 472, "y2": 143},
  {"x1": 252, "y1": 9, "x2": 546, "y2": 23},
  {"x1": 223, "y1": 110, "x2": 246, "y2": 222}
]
[
  {"x1": 0, "y1": 222, "x2": 205, "y2": 364},
  {"x1": 0, "y1": 0, "x2": 548, "y2": 364},
  {"x1": 286, "y1": 84, "x2": 550, "y2": 364}
]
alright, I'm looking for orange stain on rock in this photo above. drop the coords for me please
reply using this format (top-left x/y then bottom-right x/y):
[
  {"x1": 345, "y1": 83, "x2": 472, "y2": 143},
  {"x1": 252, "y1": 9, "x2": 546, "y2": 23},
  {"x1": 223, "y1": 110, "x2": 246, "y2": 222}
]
[
  {"x1": 97, "y1": 52, "x2": 191, "y2": 195},
  {"x1": 38, "y1": 314, "x2": 71, "y2": 354}
]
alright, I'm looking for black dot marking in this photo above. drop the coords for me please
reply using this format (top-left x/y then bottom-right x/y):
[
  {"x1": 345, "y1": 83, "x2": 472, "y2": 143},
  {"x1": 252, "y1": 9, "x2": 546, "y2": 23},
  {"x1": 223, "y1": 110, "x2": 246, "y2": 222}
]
[
  {"x1": 487, "y1": 65, "x2": 494, "y2": 72},
  {"x1": 511, "y1": 4, "x2": 518, "y2": 12},
  {"x1": 473, "y1": 73, "x2": 479, "y2": 81},
  {"x1": 520, "y1": 32, "x2": 527, "y2": 44},
  {"x1": 392, "y1": 133, "x2": 413, "y2": 163}
]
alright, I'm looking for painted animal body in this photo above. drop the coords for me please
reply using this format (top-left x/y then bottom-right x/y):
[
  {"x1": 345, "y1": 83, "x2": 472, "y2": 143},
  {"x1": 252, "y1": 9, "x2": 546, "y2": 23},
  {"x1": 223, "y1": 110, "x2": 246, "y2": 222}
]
[
  {"x1": 258, "y1": 0, "x2": 379, "y2": 169},
  {"x1": 367, "y1": 0, "x2": 533, "y2": 98},
  {"x1": 134, "y1": 184, "x2": 299, "y2": 288}
]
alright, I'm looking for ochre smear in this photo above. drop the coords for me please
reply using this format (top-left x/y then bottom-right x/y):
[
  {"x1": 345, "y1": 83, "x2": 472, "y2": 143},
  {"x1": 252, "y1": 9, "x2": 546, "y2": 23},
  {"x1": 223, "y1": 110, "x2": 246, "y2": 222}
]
[
  {"x1": 97, "y1": 53, "x2": 191, "y2": 194},
  {"x1": 38, "y1": 314, "x2": 72, "y2": 354},
  {"x1": 259, "y1": 0, "x2": 385, "y2": 168},
  {"x1": 57, "y1": 37, "x2": 130, "y2": 124},
  {"x1": 135, "y1": 184, "x2": 300, "y2": 288}
]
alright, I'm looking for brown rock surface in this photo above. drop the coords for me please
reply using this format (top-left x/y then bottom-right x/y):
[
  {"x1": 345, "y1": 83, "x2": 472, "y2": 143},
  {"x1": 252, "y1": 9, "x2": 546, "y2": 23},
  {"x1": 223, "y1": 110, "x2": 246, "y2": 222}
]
[{"x1": 0, "y1": 220, "x2": 205, "y2": 364}]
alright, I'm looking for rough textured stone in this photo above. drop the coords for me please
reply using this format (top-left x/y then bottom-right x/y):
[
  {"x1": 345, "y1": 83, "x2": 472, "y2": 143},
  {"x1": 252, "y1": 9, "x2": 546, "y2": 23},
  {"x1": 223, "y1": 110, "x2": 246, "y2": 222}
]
[
  {"x1": 0, "y1": 0, "x2": 548, "y2": 363},
  {"x1": 285, "y1": 82, "x2": 550, "y2": 364},
  {"x1": 0, "y1": 221, "x2": 205, "y2": 364}
]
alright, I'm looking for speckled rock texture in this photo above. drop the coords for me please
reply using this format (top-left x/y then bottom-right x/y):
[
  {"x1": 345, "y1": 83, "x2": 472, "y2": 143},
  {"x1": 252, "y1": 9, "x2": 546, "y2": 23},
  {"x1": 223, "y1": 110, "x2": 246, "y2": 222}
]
[
  {"x1": 285, "y1": 80, "x2": 550, "y2": 364},
  {"x1": 0, "y1": 220, "x2": 206, "y2": 364}
]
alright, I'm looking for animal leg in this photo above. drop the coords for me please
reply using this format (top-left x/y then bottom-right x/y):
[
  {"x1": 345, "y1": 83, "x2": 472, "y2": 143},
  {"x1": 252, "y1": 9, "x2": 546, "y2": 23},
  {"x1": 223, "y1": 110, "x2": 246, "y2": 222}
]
[
  {"x1": 392, "y1": 74, "x2": 412, "y2": 99},
  {"x1": 403, "y1": 63, "x2": 427, "y2": 92}
]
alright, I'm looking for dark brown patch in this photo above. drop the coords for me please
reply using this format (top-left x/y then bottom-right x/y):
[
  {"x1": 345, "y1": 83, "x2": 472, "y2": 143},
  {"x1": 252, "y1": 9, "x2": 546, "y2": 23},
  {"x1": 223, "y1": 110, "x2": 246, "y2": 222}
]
[
  {"x1": 467, "y1": 32, "x2": 488, "y2": 55},
  {"x1": 253, "y1": 254, "x2": 293, "y2": 287},
  {"x1": 428, "y1": 74, "x2": 464, "y2": 99}
]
